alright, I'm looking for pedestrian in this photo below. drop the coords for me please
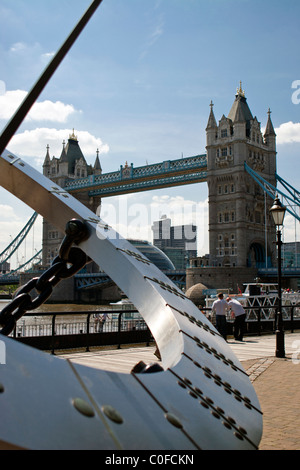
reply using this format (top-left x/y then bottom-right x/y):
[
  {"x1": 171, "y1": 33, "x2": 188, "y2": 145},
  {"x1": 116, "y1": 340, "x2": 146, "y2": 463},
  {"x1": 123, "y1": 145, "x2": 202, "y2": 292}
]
[
  {"x1": 226, "y1": 296, "x2": 246, "y2": 341},
  {"x1": 94, "y1": 313, "x2": 101, "y2": 332},
  {"x1": 211, "y1": 293, "x2": 228, "y2": 340},
  {"x1": 99, "y1": 313, "x2": 108, "y2": 332}
]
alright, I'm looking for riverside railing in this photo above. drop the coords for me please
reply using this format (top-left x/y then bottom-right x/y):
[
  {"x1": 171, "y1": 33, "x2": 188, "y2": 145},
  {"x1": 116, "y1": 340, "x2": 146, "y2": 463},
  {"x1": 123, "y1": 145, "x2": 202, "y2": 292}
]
[
  {"x1": 8, "y1": 305, "x2": 300, "y2": 354},
  {"x1": 10, "y1": 309, "x2": 152, "y2": 354}
]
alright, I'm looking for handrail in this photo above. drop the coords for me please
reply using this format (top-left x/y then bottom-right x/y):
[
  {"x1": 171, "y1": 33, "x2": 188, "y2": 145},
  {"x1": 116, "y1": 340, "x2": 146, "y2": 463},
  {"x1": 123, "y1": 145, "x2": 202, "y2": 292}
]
[
  {"x1": 9, "y1": 305, "x2": 299, "y2": 354},
  {"x1": 10, "y1": 309, "x2": 150, "y2": 354}
]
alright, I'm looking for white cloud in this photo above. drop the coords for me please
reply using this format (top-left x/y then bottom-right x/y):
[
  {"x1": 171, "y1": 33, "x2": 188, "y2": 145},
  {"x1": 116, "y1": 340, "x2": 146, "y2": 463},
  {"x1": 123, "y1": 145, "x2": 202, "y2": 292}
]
[
  {"x1": 0, "y1": 89, "x2": 78, "y2": 123},
  {"x1": 42, "y1": 51, "x2": 55, "y2": 59},
  {"x1": 10, "y1": 42, "x2": 27, "y2": 53},
  {"x1": 0, "y1": 204, "x2": 21, "y2": 222},
  {"x1": 28, "y1": 100, "x2": 77, "y2": 123},
  {"x1": 275, "y1": 122, "x2": 300, "y2": 145},
  {"x1": 8, "y1": 128, "x2": 109, "y2": 161}
]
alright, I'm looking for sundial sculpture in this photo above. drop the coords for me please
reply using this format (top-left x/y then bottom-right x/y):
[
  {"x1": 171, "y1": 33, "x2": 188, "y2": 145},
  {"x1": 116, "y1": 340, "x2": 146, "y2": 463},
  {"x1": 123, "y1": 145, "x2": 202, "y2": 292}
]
[{"x1": 0, "y1": 0, "x2": 262, "y2": 450}]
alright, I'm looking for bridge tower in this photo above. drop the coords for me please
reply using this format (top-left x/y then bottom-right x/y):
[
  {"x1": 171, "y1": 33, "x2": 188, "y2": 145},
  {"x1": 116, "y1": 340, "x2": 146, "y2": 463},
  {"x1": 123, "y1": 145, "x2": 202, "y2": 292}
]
[
  {"x1": 42, "y1": 130, "x2": 102, "y2": 267},
  {"x1": 206, "y1": 83, "x2": 277, "y2": 269}
]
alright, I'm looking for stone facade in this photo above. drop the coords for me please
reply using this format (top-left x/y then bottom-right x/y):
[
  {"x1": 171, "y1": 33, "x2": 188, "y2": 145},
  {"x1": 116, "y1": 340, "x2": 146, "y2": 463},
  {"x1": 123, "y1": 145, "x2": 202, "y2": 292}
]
[
  {"x1": 206, "y1": 83, "x2": 277, "y2": 270},
  {"x1": 42, "y1": 130, "x2": 102, "y2": 267}
]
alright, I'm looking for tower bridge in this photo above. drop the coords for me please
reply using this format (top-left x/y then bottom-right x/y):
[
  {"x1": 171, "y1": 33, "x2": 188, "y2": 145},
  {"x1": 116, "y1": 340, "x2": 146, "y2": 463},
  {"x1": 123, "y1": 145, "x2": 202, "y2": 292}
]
[{"x1": 2, "y1": 84, "x2": 300, "y2": 294}]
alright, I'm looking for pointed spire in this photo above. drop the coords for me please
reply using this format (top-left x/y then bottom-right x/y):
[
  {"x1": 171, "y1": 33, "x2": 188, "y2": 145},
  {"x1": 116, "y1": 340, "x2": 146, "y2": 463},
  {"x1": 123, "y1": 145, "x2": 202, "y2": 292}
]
[
  {"x1": 43, "y1": 144, "x2": 51, "y2": 166},
  {"x1": 206, "y1": 100, "x2": 217, "y2": 129},
  {"x1": 59, "y1": 139, "x2": 68, "y2": 162},
  {"x1": 264, "y1": 108, "x2": 276, "y2": 136},
  {"x1": 94, "y1": 149, "x2": 102, "y2": 174},
  {"x1": 228, "y1": 82, "x2": 253, "y2": 123}
]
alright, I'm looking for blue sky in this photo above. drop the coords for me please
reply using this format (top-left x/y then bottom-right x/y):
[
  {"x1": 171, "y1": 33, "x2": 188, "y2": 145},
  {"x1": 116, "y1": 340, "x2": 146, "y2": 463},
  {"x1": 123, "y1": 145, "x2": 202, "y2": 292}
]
[{"x1": 0, "y1": 0, "x2": 300, "y2": 268}]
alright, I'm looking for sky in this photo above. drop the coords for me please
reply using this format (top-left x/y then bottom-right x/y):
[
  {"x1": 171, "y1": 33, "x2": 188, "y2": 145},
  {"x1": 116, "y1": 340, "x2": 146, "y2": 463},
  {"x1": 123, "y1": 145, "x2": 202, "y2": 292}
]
[{"x1": 0, "y1": 0, "x2": 300, "y2": 269}]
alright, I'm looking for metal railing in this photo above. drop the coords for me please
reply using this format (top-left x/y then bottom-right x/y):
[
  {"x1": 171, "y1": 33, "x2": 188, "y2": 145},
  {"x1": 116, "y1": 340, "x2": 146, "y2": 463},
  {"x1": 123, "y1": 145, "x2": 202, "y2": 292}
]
[
  {"x1": 10, "y1": 309, "x2": 151, "y2": 354},
  {"x1": 8, "y1": 305, "x2": 300, "y2": 354}
]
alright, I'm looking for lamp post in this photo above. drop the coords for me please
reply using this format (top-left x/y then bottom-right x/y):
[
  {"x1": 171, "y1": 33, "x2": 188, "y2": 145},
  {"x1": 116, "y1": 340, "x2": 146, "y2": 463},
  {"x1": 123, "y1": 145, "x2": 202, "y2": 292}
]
[{"x1": 270, "y1": 195, "x2": 286, "y2": 358}]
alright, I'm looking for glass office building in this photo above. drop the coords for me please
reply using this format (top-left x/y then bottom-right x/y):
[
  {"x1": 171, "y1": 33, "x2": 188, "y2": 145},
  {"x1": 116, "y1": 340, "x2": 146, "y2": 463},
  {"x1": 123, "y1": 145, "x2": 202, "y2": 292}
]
[{"x1": 128, "y1": 239, "x2": 175, "y2": 271}]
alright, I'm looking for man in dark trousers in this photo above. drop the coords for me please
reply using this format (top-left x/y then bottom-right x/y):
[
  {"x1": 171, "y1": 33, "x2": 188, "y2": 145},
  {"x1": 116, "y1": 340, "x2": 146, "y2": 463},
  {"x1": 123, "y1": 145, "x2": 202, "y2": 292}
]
[
  {"x1": 226, "y1": 297, "x2": 246, "y2": 341},
  {"x1": 211, "y1": 293, "x2": 228, "y2": 340}
]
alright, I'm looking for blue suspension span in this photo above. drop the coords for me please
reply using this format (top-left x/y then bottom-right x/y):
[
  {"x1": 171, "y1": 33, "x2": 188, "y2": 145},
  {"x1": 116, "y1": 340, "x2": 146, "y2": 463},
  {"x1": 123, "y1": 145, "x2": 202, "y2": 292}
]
[
  {"x1": 0, "y1": 212, "x2": 38, "y2": 264},
  {"x1": 9, "y1": 249, "x2": 42, "y2": 274},
  {"x1": 244, "y1": 162, "x2": 300, "y2": 222},
  {"x1": 275, "y1": 173, "x2": 300, "y2": 205}
]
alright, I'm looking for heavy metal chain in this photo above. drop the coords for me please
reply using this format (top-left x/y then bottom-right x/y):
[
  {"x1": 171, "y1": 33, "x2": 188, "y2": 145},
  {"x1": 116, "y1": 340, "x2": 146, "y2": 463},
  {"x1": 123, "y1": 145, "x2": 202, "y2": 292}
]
[{"x1": 0, "y1": 219, "x2": 90, "y2": 336}]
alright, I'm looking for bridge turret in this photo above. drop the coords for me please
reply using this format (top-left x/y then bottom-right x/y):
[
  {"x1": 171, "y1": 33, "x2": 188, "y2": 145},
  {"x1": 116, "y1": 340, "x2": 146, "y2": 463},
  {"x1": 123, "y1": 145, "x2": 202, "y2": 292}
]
[{"x1": 206, "y1": 84, "x2": 277, "y2": 270}]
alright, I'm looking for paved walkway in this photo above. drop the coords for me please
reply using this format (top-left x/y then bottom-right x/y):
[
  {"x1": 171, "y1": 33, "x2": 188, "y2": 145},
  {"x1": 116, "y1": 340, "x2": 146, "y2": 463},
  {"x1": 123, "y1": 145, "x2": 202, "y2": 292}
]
[{"x1": 58, "y1": 332, "x2": 300, "y2": 451}]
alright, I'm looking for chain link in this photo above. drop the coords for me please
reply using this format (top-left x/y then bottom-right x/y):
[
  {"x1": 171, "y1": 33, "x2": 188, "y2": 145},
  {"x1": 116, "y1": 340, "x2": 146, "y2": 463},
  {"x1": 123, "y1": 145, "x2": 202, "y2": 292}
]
[{"x1": 0, "y1": 219, "x2": 90, "y2": 336}]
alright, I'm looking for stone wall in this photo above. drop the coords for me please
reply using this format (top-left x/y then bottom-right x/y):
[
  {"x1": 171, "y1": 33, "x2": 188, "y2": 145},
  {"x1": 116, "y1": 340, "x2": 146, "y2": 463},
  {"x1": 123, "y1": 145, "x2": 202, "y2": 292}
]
[{"x1": 186, "y1": 266, "x2": 259, "y2": 294}]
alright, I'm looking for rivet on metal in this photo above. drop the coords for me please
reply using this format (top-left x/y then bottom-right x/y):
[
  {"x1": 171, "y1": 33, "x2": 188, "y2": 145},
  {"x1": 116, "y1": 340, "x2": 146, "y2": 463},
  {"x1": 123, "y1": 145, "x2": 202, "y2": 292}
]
[
  {"x1": 72, "y1": 398, "x2": 95, "y2": 418},
  {"x1": 102, "y1": 405, "x2": 124, "y2": 424},
  {"x1": 211, "y1": 411, "x2": 220, "y2": 419},
  {"x1": 205, "y1": 397, "x2": 214, "y2": 405},
  {"x1": 243, "y1": 396, "x2": 251, "y2": 403},
  {"x1": 165, "y1": 412, "x2": 183, "y2": 429},
  {"x1": 227, "y1": 416, "x2": 236, "y2": 425},
  {"x1": 177, "y1": 380, "x2": 187, "y2": 389},
  {"x1": 238, "y1": 427, "x2": 248, "y2": 435},
  {"x1": 200, "y1": 401, "x2": 209, "y2": 409},
  {"x1": 183, "y1": 377, "x2": 192, "y2": 385},
  {"x1": 223, "y1": 421, "x2": 232, "y2": 430}
]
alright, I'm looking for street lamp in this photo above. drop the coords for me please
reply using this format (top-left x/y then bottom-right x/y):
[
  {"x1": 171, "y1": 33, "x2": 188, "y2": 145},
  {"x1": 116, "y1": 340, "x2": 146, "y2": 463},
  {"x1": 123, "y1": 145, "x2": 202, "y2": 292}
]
[{"x1": 270, "y1": 195, "x2": 286, "y2": 358}]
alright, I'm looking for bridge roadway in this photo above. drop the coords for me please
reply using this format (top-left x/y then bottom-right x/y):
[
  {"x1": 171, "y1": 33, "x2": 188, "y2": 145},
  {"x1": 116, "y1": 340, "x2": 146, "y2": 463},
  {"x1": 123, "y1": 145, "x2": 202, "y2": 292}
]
[
  {"x1": 64, "y1": 154, "x2": 207, "y2": 197},
  {"x1": 58, "y1": 331, "x2": 300, "y2": 451},
  {"x1": 1, "y1": 266, "x2": 300, "y2": 287}
]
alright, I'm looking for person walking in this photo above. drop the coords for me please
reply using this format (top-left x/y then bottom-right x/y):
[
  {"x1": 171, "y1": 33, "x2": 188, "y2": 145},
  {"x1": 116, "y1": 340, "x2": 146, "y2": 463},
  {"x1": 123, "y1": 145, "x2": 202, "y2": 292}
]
[
  {"x1": 226, "y1": 296, "x2": 246, "y2": 341},
  {"x1": 99, "y1": 313, "x2": 108, "y2": 332},
  {"x1": 211, "y1": 293, "x2": 228, "y2": 340}
]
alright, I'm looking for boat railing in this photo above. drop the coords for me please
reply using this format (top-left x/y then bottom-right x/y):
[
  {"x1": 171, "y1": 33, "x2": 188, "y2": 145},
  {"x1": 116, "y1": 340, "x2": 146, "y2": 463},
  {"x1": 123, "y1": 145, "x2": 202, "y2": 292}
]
[{"x1": 201, "y1": 304, "x2": 300, "y2": 336}]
